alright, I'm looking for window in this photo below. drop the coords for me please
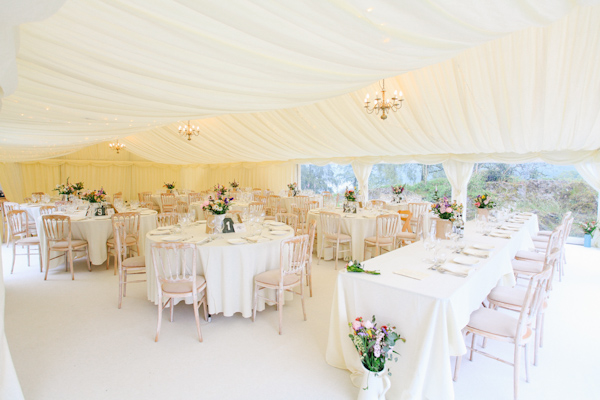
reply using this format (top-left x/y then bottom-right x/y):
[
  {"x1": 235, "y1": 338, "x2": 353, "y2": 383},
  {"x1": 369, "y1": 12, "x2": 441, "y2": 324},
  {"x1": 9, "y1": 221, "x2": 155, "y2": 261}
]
[
  {"x1": 300, "y1": 164, "x2": 357, "y2": 194},
  {"x1": 368, "y1": 163, "x2": 450, "y2": 202}
]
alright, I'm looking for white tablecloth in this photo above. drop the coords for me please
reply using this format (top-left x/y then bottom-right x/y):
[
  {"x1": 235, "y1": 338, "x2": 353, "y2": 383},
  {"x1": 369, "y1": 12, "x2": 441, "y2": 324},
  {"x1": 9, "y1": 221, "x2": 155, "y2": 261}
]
[
  {"x1": 144, "y1": 222, "x2": 294, "y2": 318},
  {"x1": 325, "y1": 215, "x2": 538, "y2": 400},
  {"x1": 384, "y1": 202, "x2": 409, "y2": 212},
  {"x1": 38, "y1": 210, "x2": 157, "y2": 267},
  {"x1": 20, "y1": 203, "x2": 45, "y2": 222}
]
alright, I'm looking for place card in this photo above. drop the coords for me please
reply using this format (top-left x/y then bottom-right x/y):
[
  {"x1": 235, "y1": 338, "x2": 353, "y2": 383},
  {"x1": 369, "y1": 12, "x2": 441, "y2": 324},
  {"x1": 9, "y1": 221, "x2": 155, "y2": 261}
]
[{"x1": 233, "y1": 223, "x2": 247, "y2": 233}]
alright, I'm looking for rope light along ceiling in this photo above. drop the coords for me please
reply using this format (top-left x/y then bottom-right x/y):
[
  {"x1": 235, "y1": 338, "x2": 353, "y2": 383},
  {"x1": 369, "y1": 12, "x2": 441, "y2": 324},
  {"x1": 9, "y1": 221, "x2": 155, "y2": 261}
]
[
  {"x1": 363, "y1": 79, "x2": 404, "y2": 120},
  {"x1": 178, "y1": 121, "x2": 201, "y2": 141}
]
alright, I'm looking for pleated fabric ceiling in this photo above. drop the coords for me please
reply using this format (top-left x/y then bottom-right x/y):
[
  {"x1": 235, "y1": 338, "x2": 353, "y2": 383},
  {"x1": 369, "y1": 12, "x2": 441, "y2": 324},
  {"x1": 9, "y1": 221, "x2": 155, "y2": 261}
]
[{"x1": 1, "y1": 0, "x2": 599, "y2": 164}]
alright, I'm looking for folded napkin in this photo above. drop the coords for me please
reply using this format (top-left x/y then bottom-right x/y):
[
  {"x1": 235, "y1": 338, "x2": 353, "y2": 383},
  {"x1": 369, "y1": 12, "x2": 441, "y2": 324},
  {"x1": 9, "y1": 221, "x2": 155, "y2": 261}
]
[
  {"x1": 500, "y1": 225, "x2": 520, "y2": 231},
  {"x1": 507, "y1": 219, "x2": 526, "y2": 224},
  {"x1": 70, "y1": 215, "x2": 87, "y2": 221},
  {"x1": 463, "y1": 248, "x2": 490, "y2": 258},
  {"x1": 247, "y1": 235, "x2": 270, "y2": 243},
  {"x1": 149, "y1": 230, "x2": 171, "y2": 236},
  {"x1": 440, "y1": 264, "x2": 473, "y2": 277},
  {"x1": 519, "y1": 212, "x2": 534, "y2": 216},
  {"x1": 490, "y1": 231, "x2": 512, "y2": 238},
  {"x1": 393, "y1": 269, "x2": 429, "y2": 280},
  {"x1": 184, "y1": 237, "x2": 209, "y2": 245}
]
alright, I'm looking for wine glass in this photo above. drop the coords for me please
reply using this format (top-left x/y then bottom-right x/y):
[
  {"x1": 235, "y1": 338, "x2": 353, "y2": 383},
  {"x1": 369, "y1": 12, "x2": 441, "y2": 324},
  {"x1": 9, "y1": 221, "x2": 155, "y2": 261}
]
[
  {"x1": 215, "y1": 217, "x2": 224, "y2": 237},
  {"x1": 423, "y1": 237, "x2": 434, "y2": 262},
  {"x1": 207, "y1": 217, "x2": 216, "y2": 239},
  {"x1": 456, "y1": 238, "x2": 467, "y2": 254}
]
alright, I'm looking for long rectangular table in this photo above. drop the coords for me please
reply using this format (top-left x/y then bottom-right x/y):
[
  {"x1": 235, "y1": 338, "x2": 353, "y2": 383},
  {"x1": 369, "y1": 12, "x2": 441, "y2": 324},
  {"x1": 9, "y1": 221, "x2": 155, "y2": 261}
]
[{"x1": 325, "y1": 216, "x2": 538, "y2": 399}]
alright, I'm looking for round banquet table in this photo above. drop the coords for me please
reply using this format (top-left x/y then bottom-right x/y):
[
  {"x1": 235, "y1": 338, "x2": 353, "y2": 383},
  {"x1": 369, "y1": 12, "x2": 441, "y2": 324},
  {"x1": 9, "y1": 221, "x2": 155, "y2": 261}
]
[
  {"x1": 307, "y1": 208, "x2": 396, "y2": 262},
  {"x1": 190, "y1": 201, "x2": 251, "y2": 222},
  {"x1": 20, "y1": 203, "x2": 45, "y2": 222},
  {"x1": 144, "y1": 221, "x2": 295, "y2": 318},
  {"x1": 384, "y1": 201, "x2": 409, "y2": 213},
  {"x1": 37, "y1": 209, "x2": 157, "y2": 268},
  {"x1": 280, "y1": 195, "x2": 323, "y2": 213},
  {"x1": 151, "y1": 194, "x2": 188, "y2": 212}
]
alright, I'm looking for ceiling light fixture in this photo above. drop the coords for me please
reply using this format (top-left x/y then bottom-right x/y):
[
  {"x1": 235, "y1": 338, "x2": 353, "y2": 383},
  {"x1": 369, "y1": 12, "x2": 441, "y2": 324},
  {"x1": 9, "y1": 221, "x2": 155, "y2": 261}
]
[
  {"x1": 179, "y1": 120, "x2": 201, "y2": 141},
  {"x1": 109, "y1": 140, "x2": 126, "y2": 154},
  {"x1": 364, "y1": 79, "x2": 403, "y2": 120}
]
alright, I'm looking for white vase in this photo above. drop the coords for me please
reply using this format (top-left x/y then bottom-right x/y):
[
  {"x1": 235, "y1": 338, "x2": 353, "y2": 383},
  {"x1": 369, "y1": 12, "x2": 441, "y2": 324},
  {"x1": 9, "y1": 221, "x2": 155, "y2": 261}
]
[{"x1": 357, "y1": 364, "x2": 391, "y2": 400}]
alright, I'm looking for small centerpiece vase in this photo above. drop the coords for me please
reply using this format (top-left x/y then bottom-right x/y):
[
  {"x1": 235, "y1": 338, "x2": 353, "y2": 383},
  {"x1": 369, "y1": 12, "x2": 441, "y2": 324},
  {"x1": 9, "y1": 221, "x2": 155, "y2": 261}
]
[
  {"x1": 477, "y1": 208, "x2": 490, "y2": 221},
  {"x1": 584, "y1": 233, "x2": 592, "y2": 248},
  {"x1": 357, "y1": 364, "x2": 391, "y2": 400},
  {"x1": 435, "y1": 219, "x2": 453, "y2": 240}
]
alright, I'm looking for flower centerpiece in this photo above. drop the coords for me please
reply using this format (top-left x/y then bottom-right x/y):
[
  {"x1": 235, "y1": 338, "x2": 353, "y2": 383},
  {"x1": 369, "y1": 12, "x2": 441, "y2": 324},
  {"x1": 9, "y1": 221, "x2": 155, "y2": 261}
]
[
  {"x1": 230, "y1": 180, "x2": 240, "y2": 189},
  {"x1": 287, "y1": 182, "x2": 298, "y2": 197},
  {"x1": 581, "y1": 220, "x2": 597, "y2": 248},
  {"x1": 344, "y1": 188, "x2": 357, "y2": 202},
  {"x1": 349, "y1": 315, "x2": 405, "y2": 394},
  {"x1": 343, "y1": 188, "x2": 358, "y2": 213},
  {"x1": 214, "y1": 183, "x2": 228, "y2": 197},
  {"x1": 202, "y1": 197, "x2": 234, "y2": 215},
  {"x1": 346, "y1": 260, "x2": 380, "y2": 275},
  {"x1": 391, "y1": 184, "x2": 405, "y2": 203},
  {"x1": 163, "y1": 182, "x2": 175, "y2": 193},
  {"x1": 473, "y1": 194, "x2": 495, "y2": 209},
  {"x1": 431, "y1": 197, "x2": 462, "y2": 221},
  {"x1": 81, "y1": 188, "x2": 106, "y2": 203}
]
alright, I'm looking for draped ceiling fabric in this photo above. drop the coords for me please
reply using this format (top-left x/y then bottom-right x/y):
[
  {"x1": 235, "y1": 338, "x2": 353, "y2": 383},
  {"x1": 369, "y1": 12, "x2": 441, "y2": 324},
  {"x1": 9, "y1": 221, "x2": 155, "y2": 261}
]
[{"x1": 1, "y1": 0, "x2": 599, "y2": 165}]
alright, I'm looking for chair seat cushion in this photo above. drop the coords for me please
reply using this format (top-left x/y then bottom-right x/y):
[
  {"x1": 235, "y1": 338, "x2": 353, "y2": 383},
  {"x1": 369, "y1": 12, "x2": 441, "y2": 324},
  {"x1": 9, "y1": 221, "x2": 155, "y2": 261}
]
[
  {"x1": 467, "y1": 307, "x2": 531, "y2": 340},
  {"x1": 255, "y1": 269, "x2": 301, "y2": 287},
  {"x1": 364, "y1": 236, "x2": 394, "y2": 245},
  {"x1": 395, "y1": 232, "x2": 417, "y2": 240},
  {"x1": 123, "y1": 256, "x2": 145, "y2": 268},
  {"x1": 515, "y1": 250, "x2": 545, "y2": 262},
  {"x1": 537, "y1": 230, "x2": 552, "y2": 236},
  {"x1": 50, "y1": 240, "x2": 88, "y2": 250},
  {"x1": 16, "y1": 236, "x2": 40, "y2": 245},
  {"x1": 512, "y1": 259, "x2": 543, "y2": 274},
  {"x1": 532, "y1": 235, "x2": 550, "y2": 243},
  {"x1": 323, "y1": 233, "x2": 351, "y2": 242},
  {"x1": 106, "y1": 237, "x2": 137, "y2": 246},
  {"x1": 488, "y1": 286, "x2": 526, "y2": 308},
  {"x1": 533, "y1": 241, "x2": 547, "y2": 250},
  {"x1": 162, "y1": 276, "x2": 206, "y2": 294}
]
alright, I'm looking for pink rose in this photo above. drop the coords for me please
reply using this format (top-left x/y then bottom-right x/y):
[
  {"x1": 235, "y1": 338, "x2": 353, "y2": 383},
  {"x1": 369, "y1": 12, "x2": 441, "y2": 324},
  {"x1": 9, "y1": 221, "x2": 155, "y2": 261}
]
[
  {"x1": 202, "y1": 200, "x2": 209, "y2": 207},
  {"x1": 352, "y1": 320, "x2": 361, "y2": 330},
  {"x1": 484, "y1": 200, "x2": 489, "y2": 205},
  {"x1": 446, "y1": 207, "x2": 453, "y2": 213},
  {"x1": 475, "y1": 202, "x2": 480, "y2": 207},
  {"x1": 362, "y1": 320, "x2": 374, "y2": 329}
]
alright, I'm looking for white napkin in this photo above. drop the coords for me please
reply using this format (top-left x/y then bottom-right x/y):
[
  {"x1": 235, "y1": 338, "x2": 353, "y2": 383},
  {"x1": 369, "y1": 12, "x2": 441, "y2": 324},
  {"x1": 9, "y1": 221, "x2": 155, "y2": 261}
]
[
  {"x1": 246, "y1": 235, "x2": 270, "y2": 243},
  {"x1": 393, "y1": 269, "x2": 429, "y2": 280},
  {"x1": 463, "y1": 247, "x2": 490, "y2": 258},
  {"x1": 490, "y1": 231, "x2": 512, "y2": 238},
  {"x1": 440, "y1": 264, "x2": 473, "y2": 276},
  {"x1": 185, "y1": 237, "x2": 209, "y2": 245}
]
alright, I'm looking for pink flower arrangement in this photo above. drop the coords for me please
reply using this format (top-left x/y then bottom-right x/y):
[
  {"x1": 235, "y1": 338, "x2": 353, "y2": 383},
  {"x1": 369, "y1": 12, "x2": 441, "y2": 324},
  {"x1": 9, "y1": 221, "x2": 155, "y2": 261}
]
[
  {"x1": 431, "y1": 197, "x2": 463, "y2": 220},
  {"x1": 473, "y1": 194, "x2": 495, "y2": 209},
  {"x1": 348, "y1": 316, "x2": 405, "y2": 373}
]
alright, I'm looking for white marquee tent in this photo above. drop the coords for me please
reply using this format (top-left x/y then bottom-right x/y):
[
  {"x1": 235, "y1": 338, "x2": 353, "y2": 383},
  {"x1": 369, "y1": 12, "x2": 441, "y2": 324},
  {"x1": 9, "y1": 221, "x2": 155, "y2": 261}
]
[{"x1": 1, "y1": 2, "x2": 600, "y2": 396}]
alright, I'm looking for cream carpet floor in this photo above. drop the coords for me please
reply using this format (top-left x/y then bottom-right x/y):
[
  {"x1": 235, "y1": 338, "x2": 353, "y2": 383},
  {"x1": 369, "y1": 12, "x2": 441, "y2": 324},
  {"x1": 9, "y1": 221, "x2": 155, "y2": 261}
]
[{"x1": 2, "y1": 244, "x2": 599, "y2": 400}]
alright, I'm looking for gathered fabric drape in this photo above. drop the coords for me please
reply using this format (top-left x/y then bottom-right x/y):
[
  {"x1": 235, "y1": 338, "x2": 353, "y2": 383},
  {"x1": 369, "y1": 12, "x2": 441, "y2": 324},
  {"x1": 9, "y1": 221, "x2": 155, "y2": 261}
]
[
  {"x1": 442, "y1": 160, "x2": 475, "y2": 211},
  {"x1": 350, "y1": 161, "x2": 373, "y2": 202},
  {"x1": 575, "y1": 162, "x2": 600, "y2": 247}
]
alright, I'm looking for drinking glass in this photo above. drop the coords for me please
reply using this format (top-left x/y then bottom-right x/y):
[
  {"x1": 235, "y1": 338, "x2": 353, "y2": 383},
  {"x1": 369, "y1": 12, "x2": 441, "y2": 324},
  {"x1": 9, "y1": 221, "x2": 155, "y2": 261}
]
[{"x1": 207, "y1": 218, "x2": 215, "y2": 238}]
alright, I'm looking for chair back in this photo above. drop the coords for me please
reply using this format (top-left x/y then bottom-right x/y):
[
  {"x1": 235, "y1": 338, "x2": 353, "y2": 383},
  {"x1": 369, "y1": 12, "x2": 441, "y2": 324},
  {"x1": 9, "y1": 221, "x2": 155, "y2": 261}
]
[
  {"x1": 320, "y1": 212, "x2": 341, "y2": 239},
  {"x1": 375, "y1": 214, "x2": 400, "y2": 240},
  {"x1": 113, "y1": 222, "x2": 128, "y2": 264},
  {"x1": 397, "y1": 210, "x2": 413, "y2": 232},
  {"x1": 151, "y1": 242, "x2": 198, "y2": 292},
  {"x1": 293, "y1": 196, "x2": 310, "y2": 209},
  {"x1": 267, "y1": 195, "x2": 281, "y2": 215},
  {"x1": 157, "y1": 212, "x2": 178, "y2": 227},
  {"x1": 176, "y1": 201, "x2": 189, "y2": 214},
  {"x1": 280, "y1": 235, "x2": 310, "y2": 279},
  {"x1": 408, "y1": 202, "x2": 429, "y2": 217},
  {"x1": 113, "y1": 192, "x2": 123, "y2": 200},
  {"x1": 141, "y1": 201, "x2": 154, "y2": 209},
  {"x1": 41, "y1": 215, "x2": 72, "y2": 244},
  {"x1": 7, "y1": 210, "x2": 29, "y2": 238},
  {"x1": 369, "y1": 200, "x2": 386, "y2": 208},
  {"x1": 306, "y1": 220, "x2": 317, "y2": 259},
  {"x1": 276, "y1": 213, "x2": 299, "y2": 233},
  {"x1": 139, "y1": 192, "x2": 152, "y2": 203},
  {"x1": 322, "y1": 193, "x2": 332, "y2": 204},
  {"x1": 3, "y1": 202, "x2": 19, "y2": 216},
  {"x1": 111, "y1": 212, "x2": 141, "y2": 240},
  {"x1": 515, "y1": 263, "x2": 553, "y2": 344},
  {"x1": 542, "y1": 227, "x2": 563, "y2": 290},
  {"x1": 161, "y1": 193, "x2": 177, "y2": 212},
  {"x1": 188, "y1": 193, "x2": 202, "y2": 203},
  {"x1": 256, "y1": 195, "x2": 268, "y2": 207},
  {"x1": 249, "y1": 202, "x2": 264, "y2": 214},
  {"x1": 39, "y1": 206, "x2": 57, "y2": 215}
]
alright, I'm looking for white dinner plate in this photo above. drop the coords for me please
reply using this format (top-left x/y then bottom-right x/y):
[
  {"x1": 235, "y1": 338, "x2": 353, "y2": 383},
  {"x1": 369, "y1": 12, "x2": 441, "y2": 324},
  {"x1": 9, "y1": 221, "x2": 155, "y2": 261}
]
[
  {"x1": 156, "y1": 226, "x2": 172, "y2": 231},
  {"x1": 472, "y1": 243, "x2": 495, "y2": 250},
  {"x1": 269, "y1": 230, "x2": 288, "y2": 235},
  {"x1": 265, "y1": 221, "x2": 285, "y2": 226},
  {"x1": 452, "y1": 256, "x2": 480, "y2": 265},
  {"x1": 227, "y1": 238, "x2": 247, "y2": 245},
  {"x1": 94, "y1": 216, "x2": 111, "y2": 220}
]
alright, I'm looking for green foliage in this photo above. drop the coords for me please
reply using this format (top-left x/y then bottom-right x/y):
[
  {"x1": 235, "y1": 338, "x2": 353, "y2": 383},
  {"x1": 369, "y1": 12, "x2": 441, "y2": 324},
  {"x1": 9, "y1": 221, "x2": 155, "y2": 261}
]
[{"x1": 301, "y1": 164, "x2": 357, "y2": 193}]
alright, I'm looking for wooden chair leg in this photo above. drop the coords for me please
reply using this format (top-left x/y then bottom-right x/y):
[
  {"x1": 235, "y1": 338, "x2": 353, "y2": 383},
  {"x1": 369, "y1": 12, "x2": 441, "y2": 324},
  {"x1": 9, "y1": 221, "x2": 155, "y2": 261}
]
[
  {"x1": 11, "y1": 241, "x2": 16, "y2": 274},
  {"x1": 524, "y1": 344, "x2": 530, "y2": 383},
  {"x1": 252, "y1": 283, "x2": 259, "y2": 322},
  {"x1": 513, "y1": 343, "x2": 520, "y2": 400},
  {"x1": 86, "y1": 246, "x2": 91, "y2": 271},
  {"x1": 170, "y1": 298, "x2": 174, "y2": 322},
  {"x1": 69, "y1": 249, "x2": 74, "y2": 280},
  {"x1": 469, "y1": 333, "x2": 476, "y2": 361},
  {"x1": 300, "y1": 281, "x2": 306, "y2": 322},
  {"x1": 44, "y1": 248, "x2": 51, "y2": 280},
  {"x1": 27, "y1": 244, "x2": 31, "y2": 266},
  {"x1": 202, "y1": 293, "x2": 208, "y2": 321},
  {"x1": 155, "y1": 299, "x2": 163, "y2": 342},
  {"x1": 453, "y1": 354, "x2": 462, "y2": 381},
  {"x1": 192, "y1": 295, "x2": 203, "y2": 343},
  {"x1": 278, "y1": 288, "x2": 283, "y2": 335},
  {"x1": 38, "y1": 245, "x2": 43, "y2": 272}
]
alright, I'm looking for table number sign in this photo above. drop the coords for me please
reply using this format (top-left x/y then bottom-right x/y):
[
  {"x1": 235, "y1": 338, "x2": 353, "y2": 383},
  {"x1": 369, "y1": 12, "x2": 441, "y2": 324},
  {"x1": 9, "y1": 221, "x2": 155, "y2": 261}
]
[{"x1": 222, "y1": 217, "x2": 235, "y2": 233}]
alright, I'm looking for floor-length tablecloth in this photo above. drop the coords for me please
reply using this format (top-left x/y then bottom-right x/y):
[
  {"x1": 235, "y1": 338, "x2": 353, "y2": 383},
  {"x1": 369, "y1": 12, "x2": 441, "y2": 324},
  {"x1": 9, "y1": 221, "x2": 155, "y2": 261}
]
[
  {"x1": 326, "y1": 215, "x2": 538, "y2": 399},
  {"x1": 38, "y1": 210, "x2": 157, "y2": 267},
  {"x1": 145, "y1": 223, "x2": 294, "y2": 318}
]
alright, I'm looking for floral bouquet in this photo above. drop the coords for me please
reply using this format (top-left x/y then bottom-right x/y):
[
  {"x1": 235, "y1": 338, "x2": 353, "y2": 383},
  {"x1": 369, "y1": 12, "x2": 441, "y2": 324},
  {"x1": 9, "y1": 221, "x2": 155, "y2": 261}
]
[
  {"x1": 431, "y1": 197, "x2": 462, "y2": 220},
  {"x1": 287, "y1": 182, "x2": 298, "y2": 196},
  {"x1": 163, "y1": 182, "x2": 176, "y2": 190},
  {"x1": 344, "y1": 188, "x2": 357, "y2": 202},
  {"x1": 214, "y1": 183, "x2": 228, "y2": 197},
  {"x1": 81, "y1": 188, "x2": 106, "y2": 203},
  {"x1": 391, "y1": 185, "x2": 405, "y2": 195},
  {"x1": 346, "y1": 260, "x2": 380, "y2": 275},
  {"x1": 348, "y1": 316, "x2": 405, "y2": 374},
  {"x1": 202, "y1": 197, "x2": 234, "y2": 215},
  {"x1": 474, "y1": 194, "x2": 495, "y2": 209},
  {"x1": 54, "y1": 177, "x2": 82, "y2": 195},
  {"x1": 580, "y1": 220, "x2": 597, "y2": 235},
  {"x1": 230, "y1": 180, "x2": 240, "y2": 189}
]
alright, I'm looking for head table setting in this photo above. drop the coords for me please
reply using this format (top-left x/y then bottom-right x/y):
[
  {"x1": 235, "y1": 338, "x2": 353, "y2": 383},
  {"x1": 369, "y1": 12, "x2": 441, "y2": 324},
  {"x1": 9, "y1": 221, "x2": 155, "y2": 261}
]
[{"x1": 3, "y1": 4, "x2": 600, "y2": 398}]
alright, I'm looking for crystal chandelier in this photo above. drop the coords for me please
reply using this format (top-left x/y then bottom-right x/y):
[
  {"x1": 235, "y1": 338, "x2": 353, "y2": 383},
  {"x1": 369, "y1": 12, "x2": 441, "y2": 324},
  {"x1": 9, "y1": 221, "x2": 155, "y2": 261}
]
[
  {"x1": 363, "y1": 79, "x2": 404, "y2": 120},
  {"x1": 178, "y1": 120, "x2": 201, "y2": 141},
  {"x1": 108, "y1": 140, "x2": 126, "y2": 154}
]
